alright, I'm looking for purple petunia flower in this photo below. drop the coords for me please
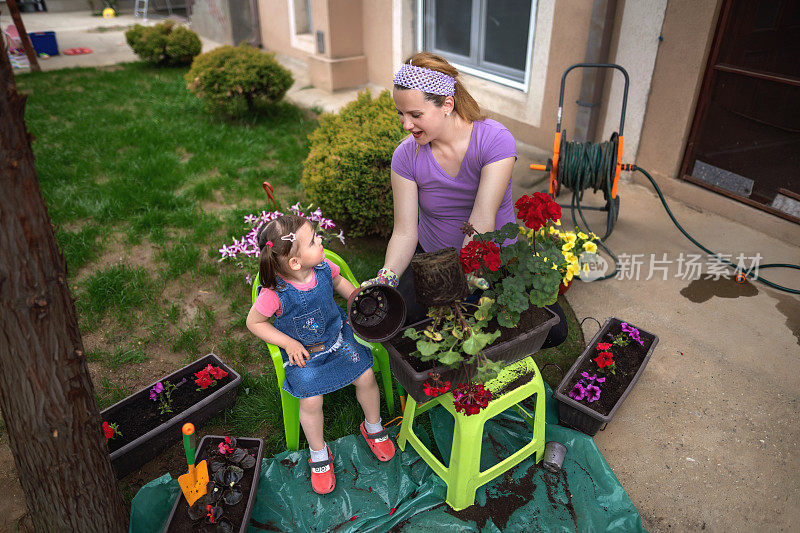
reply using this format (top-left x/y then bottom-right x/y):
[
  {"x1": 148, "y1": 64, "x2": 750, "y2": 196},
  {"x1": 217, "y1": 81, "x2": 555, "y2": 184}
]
[
  {"x1": 569, "y1": 382, "x2": 587, "y2": 401},
  {"x1": 585, "y1": 384, "x2": 601, "y2": 402},
  {"x1": 596, "y1": 376, "x2": 606, "y2": 383},
  {"x1": 150, "y1": 381, "x2": 164, "y2": 401},
  {"x1": 581, "y1": 371, "x2": 590, "y2": 379}
]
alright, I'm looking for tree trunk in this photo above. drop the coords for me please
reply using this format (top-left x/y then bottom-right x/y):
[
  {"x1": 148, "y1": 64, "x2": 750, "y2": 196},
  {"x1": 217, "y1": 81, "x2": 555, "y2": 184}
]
[
  {"x1": 3, "y1": 0, "x2": 41, "y2": 72},
  {"x1": 0, "y1": 37, "x2": 128, "y2": 531}
]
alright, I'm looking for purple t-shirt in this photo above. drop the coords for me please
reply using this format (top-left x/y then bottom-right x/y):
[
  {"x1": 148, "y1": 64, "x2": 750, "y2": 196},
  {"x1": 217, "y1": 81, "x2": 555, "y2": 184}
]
[{"x1": 391, "y1": 118, "x2": 517, "y2": 252}]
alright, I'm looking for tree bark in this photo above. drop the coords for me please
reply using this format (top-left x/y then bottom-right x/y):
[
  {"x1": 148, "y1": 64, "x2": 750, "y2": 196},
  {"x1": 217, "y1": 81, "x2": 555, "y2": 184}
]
[
  {"x1": 0, "y1": 37, "x2": 127, "y2": 531},
  {"x1": 3, "y1": 0, "x2": 41, "y2": 72}
]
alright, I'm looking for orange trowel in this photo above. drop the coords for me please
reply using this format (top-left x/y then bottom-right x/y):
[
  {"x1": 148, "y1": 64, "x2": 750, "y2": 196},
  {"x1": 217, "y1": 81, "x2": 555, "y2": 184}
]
[{"x1": 178, "y1": 423, "x2": 209, "y2": 506}]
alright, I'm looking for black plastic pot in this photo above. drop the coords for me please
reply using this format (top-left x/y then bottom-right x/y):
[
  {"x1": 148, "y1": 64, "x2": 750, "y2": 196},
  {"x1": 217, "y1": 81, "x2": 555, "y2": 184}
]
[
  {"x1": 553, "y1": 317, "x2": 659, "y2": 436},
  {"x1": 163, "y1": 436, "x2": 265, "y2": 533},
  {"x1": 100, "y1": 353, "x2": 241, "y2": 478},
  {"x1": 384, "y1": 306, "x2": 560, "y2": 403}
]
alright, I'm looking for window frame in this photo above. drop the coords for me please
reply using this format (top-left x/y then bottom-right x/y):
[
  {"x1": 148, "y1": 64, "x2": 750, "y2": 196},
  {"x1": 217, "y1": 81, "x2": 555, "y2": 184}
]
[{"x1": 417, "y1": 0, "x2": 537, "y2": 92}]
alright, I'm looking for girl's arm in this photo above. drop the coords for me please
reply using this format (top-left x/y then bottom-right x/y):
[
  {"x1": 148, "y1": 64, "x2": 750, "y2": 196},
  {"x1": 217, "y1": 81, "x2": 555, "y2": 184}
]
[
  {"x1": 463, "y1": 156, "x2": 516, "y2": 246},
  {"x1": 382, "y1": 170, "x2": 419, "y2": 277},
  {"x1": 332, "y1": 275, "x2": 358, "y2": 301},
  {"x1": 246, "y1": 306, "x2": 310, "y2": 367}
]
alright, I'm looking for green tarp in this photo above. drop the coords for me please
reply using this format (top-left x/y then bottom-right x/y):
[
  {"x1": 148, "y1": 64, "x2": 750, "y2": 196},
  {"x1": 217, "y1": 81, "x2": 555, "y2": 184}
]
[{"x1": 130, "y1": 386, "x2": 644, "y2": 532}]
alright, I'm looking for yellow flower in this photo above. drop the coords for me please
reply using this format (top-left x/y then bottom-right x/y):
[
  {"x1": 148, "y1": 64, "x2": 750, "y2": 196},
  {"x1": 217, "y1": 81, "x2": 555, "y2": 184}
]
[
  {"x1": 543, "y1": 256, "x2": 548, "y2": 263},
  {"x1": 563, "y1": 251, "x2": 576, "y2": 263},
  {"x1": 554, "y1": 219, "x2": 561, "y2": 226},
  {"x1": 578, "y1": 232, "x2": 589, "y2": 240},
  {"x1": 552, "y1": 262, "x2": 559, "y2": 270},
  {"x1": 527, "y1": 228, "x2": 536, "y2": 239},
  {"x1": 563, "y1": 232, "x2": 577, "y2": 244},
  {"x1": 565, "y1": 270, "x2": 574, "y2": 282},
  {"x1": 583, "y1": 241, "x2": 597, "y2": 253},
  {"x1": 562, "y1": 241, "x2": 575, "y2": 252},
  {"x1": 568, "y1": 262, "x2": 581, "y2": 275},
  {"x1": 549, "y1": 225, "x2": 559, "y2": 235},
  {"x1": 519, "y1": 225, "x2": 527, "y2": 236}
]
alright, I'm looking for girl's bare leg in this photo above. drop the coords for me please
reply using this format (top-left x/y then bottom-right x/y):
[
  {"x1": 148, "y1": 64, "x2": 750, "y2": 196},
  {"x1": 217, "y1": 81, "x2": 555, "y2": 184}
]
[
  {"x1": 353, "y1": 368, "x2": 381, "y2": 425},
  {"x1": 298, "y1": 395, "x2": 325, "y2": 451}
]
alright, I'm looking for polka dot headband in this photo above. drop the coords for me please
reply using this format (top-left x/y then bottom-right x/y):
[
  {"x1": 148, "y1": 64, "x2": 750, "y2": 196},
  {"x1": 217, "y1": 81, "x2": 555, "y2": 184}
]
[{"x1": 393, "y1": 62, "x2": 456, "y2": 96}]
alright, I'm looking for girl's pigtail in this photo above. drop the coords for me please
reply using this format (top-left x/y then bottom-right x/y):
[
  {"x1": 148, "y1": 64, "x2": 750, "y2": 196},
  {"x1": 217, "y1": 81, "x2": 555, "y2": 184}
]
[{"x1": 257, "y1": 222, "x2": 279, "y2": 289}]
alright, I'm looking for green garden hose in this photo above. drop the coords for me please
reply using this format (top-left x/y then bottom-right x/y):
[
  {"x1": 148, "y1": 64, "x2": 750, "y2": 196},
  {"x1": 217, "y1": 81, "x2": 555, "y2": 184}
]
[{"x1": 555, "y1": 140, "x2": 799, "y2": 294}]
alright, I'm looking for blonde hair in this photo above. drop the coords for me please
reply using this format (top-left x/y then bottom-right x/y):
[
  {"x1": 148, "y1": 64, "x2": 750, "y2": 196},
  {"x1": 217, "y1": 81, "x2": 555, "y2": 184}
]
[
  {"x1": 256, "y1": 214, "x2": 310, "y2": 289},
  {"x1": 394, "y1": 52, "x2": 485, "y2": 123}
]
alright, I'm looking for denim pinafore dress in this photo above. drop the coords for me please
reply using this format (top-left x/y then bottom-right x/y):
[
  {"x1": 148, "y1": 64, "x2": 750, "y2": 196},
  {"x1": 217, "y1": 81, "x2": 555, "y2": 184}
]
[{"x1": 273, "y1": 261, "x2": 373, "y2": 399}]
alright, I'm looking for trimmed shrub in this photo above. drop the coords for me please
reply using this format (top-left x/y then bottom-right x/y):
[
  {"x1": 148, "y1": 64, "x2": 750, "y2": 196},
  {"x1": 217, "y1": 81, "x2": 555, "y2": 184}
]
[
  {"x1": 185, "y1": 45, "x2": 294, "y2": 116},
  {"x1": 301, "y1": 90, "x2": 407, "y2": 237},
  {"x1": 125, "y1": 21, "x2": 201, "y2": 66}
]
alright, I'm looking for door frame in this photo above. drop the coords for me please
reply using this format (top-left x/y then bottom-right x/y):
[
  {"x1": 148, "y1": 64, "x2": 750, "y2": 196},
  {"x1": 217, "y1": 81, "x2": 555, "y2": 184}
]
[{"x1": 679, "y1": 0, "x2": 800, "y2": 224}]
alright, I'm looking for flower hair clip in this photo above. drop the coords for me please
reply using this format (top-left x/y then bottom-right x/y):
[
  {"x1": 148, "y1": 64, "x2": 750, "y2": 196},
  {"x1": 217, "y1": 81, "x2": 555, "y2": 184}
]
[
  {"x1": 281, "y1": 232, "x2": 296, "y2": 243},
  {"x1": 265, "y1": 241, "x2": 273, "y2": 248}
]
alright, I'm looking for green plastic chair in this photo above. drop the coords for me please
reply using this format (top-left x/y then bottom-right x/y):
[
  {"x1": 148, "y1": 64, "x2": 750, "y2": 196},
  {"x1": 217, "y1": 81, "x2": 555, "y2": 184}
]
[
  {"x1": 396, "y1": 356, "x2": 546, "y2": 511},
  {"x1": 251, "y1": 249, "x2": 396, "y2": 451}
]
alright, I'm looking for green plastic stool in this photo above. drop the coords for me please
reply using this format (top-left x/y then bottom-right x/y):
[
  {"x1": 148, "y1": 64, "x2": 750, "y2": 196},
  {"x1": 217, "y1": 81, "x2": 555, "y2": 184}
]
[
  {"x1": 251, "y1": 249, "x2": 396, "y2": 451},
  {"x1": 396, "y1": 356, "x2": 546, "y2": 511}
]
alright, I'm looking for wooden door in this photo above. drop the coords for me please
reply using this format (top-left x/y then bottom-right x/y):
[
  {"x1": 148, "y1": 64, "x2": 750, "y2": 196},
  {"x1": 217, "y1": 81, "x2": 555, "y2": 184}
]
[{"x1": 681, "y1": 0, "x2": 800, "y2": 224}]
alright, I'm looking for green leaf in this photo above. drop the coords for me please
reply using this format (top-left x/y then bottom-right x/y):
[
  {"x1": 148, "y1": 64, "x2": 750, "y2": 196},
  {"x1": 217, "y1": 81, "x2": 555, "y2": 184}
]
[
  {"x1": 416, "y1": 340, "x2": 440, "y2": 357},
  {"x1": 438, "y1": 349, "x2": 464, "y2": 367}
]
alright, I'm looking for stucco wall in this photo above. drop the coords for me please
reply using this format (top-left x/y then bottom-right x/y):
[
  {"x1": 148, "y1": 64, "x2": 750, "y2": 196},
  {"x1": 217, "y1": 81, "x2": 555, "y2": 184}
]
[
  {"x1": 636, "y1": 0, "x2": 722, "y2": 181},
  {"x1": 257, "y1": 0, "x2": 309, "y2": 63},
  {"x1": 599, "y1": 0, "x2": 668, "y2": 163},
  {"x1": 362, "y1": 0, "x2": 394, "y2": 86}
]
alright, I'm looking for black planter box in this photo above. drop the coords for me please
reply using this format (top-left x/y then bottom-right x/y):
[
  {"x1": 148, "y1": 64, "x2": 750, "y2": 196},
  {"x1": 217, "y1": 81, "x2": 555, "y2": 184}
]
[
  {"x1": 384, "y1": 307, "x2": 560, "y2": 403},
  {"x1": 100, "y1": 353, "x2": 241, "y2": 478},
  {"x1": 553, "y1": 317, "x2": 659, "y2": 436},
  {"x1": 163, "y1": 436, "x2": 265, "y2": 533}
]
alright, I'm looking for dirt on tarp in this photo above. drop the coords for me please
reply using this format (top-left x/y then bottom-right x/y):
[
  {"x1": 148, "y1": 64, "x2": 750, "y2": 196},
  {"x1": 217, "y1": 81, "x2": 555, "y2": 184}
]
[{"x1": 129, "y1": 385, "x2": 646, "y2": 532}]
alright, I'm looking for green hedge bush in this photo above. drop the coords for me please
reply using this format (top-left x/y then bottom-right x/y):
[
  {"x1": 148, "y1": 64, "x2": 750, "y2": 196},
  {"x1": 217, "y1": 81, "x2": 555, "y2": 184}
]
[
  {"x1": 185, "y1": 45, "x2": 294, "y2": 116},
  {"x1": 302, "y1": 90, "x2": 407, "y2": 237},
  {"x1": 124, "y1": 21, "x2": 201, "y2": 66}
]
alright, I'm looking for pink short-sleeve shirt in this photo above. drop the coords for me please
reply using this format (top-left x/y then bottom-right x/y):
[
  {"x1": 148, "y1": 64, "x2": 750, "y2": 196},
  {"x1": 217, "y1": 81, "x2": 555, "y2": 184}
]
[{"x1": 254, "y1": 258, "x2": 341, "y2": 318}]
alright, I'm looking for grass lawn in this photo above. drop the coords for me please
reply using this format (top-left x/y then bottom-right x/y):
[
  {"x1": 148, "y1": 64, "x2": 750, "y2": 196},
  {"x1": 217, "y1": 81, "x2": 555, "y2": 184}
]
[{"x1": 8, "y1": 62, "x2": 583, "y2": 508}]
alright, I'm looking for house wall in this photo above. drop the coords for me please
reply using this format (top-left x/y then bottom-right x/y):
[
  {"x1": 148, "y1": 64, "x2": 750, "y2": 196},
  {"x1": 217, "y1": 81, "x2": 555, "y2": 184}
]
[{"x1": 636, "y1": 0, "x2": 722, "y2": 182}]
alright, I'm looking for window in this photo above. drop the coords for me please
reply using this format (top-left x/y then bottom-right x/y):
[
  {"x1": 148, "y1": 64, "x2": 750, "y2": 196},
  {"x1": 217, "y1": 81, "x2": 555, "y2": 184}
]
[{"x1": 421, "y1": 0, "x2": 536, "y2": 89}]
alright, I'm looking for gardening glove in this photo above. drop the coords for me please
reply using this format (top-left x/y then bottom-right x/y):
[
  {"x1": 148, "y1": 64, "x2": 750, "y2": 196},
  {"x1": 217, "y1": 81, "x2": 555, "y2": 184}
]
[
  {"x1": 361, "y1": 267, "x2": 399, "y2": 288},
  {"x1": 466, "y1": 273, "x2": 489, "y2": 290}
]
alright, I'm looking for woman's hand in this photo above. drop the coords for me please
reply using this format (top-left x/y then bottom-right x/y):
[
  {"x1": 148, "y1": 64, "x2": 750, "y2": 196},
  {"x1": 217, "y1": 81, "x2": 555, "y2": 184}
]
[
  {"x1": 360, "y1": 267, "x2": 399, "y2": 288},
  {"x1": 285, "y1": 340, "x2": 310, "y2": 367}
]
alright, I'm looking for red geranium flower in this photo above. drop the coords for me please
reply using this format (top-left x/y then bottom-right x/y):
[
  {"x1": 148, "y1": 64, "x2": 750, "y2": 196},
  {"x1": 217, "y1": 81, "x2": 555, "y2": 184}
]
[
  {"x1": 514, "y1": 192, "x2": 561, "y2": 230},
  {"x1": 452, "y1": 382, "x2": 492, "y2": 415},
  {"x1": 102, "y1": 421, "x2": 115, "y2": 441},
  {"x1": 209, "y1": 366, "x2": 228, "y2": 380},
  {"x1": 594, "y1": 351, "x2": 614, "y2": 368},
  {"x1": 459, "y1": 240, "x2": 501, "y2": 274},
  {"x1": 596, "y1": 342, "x2": 612, "y2": 351},
  {"x1": 195, "y1": 371, "x2": 213, "y2": 389},
  {"x1": 423, "y1": 380, "x2": 451, "y2": 397}
]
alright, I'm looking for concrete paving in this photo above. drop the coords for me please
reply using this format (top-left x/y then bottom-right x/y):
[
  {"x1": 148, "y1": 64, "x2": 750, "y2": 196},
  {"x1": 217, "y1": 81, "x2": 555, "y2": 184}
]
[
  {"x1": 3, "y1": 10, "x2": 800, "y2": 533},
  {"x1": 4, "y1": 11, "x2": 223, "y2": 71}
]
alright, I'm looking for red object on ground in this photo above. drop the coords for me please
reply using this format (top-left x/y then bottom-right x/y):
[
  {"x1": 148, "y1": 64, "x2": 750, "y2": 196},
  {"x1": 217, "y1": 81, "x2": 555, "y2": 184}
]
[
  {"x1": 63, "y1": 47, "x2": 93, "y2": 55},
  {"x1": 359, "y1": 422, "x2": 396, "y2": 462}
]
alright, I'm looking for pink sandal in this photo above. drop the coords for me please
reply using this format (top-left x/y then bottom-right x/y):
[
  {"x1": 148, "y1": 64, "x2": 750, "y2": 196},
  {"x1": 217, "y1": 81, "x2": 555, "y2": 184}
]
[{"x1": 360, "y1": 422, "x2": 395, "y2": 462}]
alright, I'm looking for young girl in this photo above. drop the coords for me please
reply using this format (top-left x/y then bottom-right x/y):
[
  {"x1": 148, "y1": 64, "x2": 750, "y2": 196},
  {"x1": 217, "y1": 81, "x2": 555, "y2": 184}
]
[{"x1": 246, "y1": 214, "x2": 395, "y2": 494}]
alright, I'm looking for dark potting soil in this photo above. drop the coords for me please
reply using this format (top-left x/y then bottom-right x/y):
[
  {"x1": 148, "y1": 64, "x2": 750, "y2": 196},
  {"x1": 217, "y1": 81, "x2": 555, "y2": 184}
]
[
  {"x1": 560, "y1": 319, "x2": 656, "y2": 416},
  {"x1": 105, "y1": 372, "x2": 234, "y2": 453},
  {"x1": 166, "y1": 437, "x2": 260, "y2": 533},
  {"x1": 441, "y1": 463, "x2": 577, "y2": 531},
  {"x1": 390, "y1": 305, "x2": 553, "y2": 375}
]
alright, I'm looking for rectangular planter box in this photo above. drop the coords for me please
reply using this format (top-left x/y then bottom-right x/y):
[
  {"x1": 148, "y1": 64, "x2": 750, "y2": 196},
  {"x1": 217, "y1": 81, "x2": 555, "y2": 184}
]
[
  {"x1": 164, "y1": 436, "x2": 265, "y2": 533},
  {"x1": 384, "y1": 306, "x2": 560, "y2": 403},
  {"x1": 553, "y1": 317, "x2": 659, "y2": 436},
  {"x1": 100, "y1": 353, "x2": 241, "y2": 478}
]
